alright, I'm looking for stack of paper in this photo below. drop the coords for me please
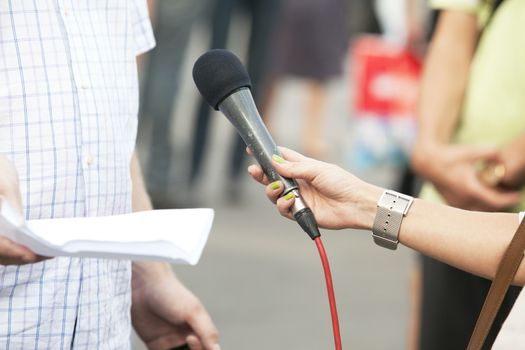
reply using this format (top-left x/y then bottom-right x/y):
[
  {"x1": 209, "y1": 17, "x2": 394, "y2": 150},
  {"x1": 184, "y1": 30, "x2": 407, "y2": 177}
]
[{"x1": 0, "y1": 202, "x2": 214, "y2": 265}]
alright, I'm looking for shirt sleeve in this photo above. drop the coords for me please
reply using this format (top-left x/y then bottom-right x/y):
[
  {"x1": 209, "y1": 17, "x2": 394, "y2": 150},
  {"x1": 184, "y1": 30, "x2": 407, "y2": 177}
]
[{"x1": 131, "y1": 0, "x2": 156, "y2": 56}]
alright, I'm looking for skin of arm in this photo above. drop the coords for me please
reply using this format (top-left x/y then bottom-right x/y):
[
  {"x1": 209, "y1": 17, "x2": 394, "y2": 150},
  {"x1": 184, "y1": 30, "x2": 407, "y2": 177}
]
[
  {"x1": 248, "y1": 148, "x2": 525, "y2": 285},
  {"x1": 129, "y1": 152, "x2": 220, "y2": 350},
  {"x1": 412, "y1": 10, "x2": 479, "y2": 148},
  {"x1": 397, "y1": 199, "x2": 519, "y2": 283}
]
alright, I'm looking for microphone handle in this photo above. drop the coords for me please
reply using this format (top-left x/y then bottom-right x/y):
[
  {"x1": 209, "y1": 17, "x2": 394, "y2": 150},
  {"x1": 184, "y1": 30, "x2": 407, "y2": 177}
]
[
  {"x1": 219, "y1": 88, "x2": 298, "y2": 195},
  {"x1": 219, "y1": 88, "x2": 320, "y2": 239}
]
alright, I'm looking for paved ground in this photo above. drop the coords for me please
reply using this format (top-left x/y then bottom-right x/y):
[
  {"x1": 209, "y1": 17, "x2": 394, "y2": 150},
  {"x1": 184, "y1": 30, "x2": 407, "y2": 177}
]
[
  {"x1": 163, "y1": 196, "x2": 414, "y2": 349},
  {"x1": 134, "y1": 21, "x2": 416, "y2": 350}
]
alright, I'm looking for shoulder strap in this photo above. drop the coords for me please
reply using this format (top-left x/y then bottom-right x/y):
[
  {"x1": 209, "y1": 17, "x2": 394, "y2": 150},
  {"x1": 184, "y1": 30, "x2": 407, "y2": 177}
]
[{"x1": 467, "y1": 218, "x2": 525, "y2": 350}]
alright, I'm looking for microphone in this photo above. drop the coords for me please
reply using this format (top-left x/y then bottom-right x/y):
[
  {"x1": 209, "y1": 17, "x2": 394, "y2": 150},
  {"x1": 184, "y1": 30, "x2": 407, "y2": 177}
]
[{"x1": 192, "y1": 49, "x2": 320, "y2": 239}]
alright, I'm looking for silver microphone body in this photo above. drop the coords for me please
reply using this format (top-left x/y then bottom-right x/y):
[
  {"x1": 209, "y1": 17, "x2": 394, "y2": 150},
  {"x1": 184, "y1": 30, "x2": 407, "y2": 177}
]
[{"x1": 218, "y1": 88, "x2": 307, "y2": 215}]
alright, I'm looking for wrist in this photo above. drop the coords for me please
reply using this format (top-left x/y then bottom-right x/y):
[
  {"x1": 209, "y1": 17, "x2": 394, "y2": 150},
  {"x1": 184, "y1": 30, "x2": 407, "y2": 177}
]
[
  {"x1": 352, "y1": 183, "x2": 383, "y2": 230},
  {"x1": 132, "y1": 262, "x2": 172, "y2": 288}
]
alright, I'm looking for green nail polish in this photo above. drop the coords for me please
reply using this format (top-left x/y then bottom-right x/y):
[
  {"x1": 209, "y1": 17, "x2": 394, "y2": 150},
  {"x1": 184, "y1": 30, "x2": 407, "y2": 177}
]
[
  {"x1": 272, "y1": 154, "x2": 285, "y2": 164},
  {"x1": 284, "y1": 192, "x2": 295, "y2": 201},
  {"x1": 270, "y1": 181, "x2": 280, "y2": 190}
]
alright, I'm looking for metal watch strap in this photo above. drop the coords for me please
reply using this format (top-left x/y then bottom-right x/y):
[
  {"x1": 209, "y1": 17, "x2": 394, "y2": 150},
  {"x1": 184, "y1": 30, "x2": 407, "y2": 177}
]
[{"x1": 372, "y1": 190, "x2": 414, "y2": 250}]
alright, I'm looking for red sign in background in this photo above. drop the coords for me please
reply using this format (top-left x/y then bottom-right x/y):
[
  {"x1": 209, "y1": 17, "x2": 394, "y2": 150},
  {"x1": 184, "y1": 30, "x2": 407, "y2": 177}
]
[{"x1": 351, "y1": 36, "x2": 422, "y2": 119}]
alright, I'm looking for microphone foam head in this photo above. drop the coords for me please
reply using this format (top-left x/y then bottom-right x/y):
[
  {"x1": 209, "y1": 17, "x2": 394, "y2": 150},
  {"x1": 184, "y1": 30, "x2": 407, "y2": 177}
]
[{"x1": 192, "y1": 49, "x2": 252, "y2": 110}]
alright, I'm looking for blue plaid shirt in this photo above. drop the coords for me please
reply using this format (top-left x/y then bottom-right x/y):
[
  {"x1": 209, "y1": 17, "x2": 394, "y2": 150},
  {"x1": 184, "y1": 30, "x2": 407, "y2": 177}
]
[{"x1": 0, "y1": 1, "x2": 154, "y2": 348}]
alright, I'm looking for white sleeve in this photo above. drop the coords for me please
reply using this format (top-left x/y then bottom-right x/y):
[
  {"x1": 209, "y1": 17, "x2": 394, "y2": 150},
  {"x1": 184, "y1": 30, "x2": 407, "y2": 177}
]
[{"x1": 130, "y1": 0, "x2": 156, "y2": 56}]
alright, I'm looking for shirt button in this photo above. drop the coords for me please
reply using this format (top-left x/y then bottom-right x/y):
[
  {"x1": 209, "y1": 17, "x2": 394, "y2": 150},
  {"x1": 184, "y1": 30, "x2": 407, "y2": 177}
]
[
  {"x1": 63, "y1": 6, "x2": 70, "y2": 16},
  {"x1": 79, "y1": 80, "x2": 89, "y2": 90},
  {"x1": 85, "y1": 154, "x2": 95, "y2": 166}
]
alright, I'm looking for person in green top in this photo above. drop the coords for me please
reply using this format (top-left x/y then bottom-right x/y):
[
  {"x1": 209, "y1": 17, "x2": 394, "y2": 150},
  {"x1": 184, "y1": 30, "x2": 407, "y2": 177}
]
[{"x1": 411, "y1": 0, "x2": 525, "y2": 348}]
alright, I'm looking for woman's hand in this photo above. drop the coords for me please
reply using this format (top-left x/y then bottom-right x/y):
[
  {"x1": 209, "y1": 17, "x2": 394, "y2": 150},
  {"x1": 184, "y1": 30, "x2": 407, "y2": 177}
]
[
  {"x1": 247, "y1": 147, "x2": 382, "y2": 230},
  {"x1": 412, "y1": 143, "x2": 521, "y2": 211}
]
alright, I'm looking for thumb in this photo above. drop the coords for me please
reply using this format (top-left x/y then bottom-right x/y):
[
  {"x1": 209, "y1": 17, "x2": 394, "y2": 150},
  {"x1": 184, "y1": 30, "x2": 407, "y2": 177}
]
[{"x1": 272, "y1": 154, "x2": 319, "y2": 182}]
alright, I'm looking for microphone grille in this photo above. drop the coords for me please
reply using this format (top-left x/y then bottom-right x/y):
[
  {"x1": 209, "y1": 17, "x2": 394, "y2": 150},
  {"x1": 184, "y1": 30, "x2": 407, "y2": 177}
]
[{"x1": 192, "y1": 49, "x2": 252, "y2": 110}]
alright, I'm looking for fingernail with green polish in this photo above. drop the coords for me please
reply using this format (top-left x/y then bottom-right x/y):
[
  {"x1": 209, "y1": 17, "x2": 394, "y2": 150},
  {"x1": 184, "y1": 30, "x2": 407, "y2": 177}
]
[
  {"x1": 284, "y1": 192, "x2": 295, "y2": 201},
  {"x1": 270, "y1": 181, "x2": 280, "y2": 190},
  {"x1": 272, "y1": 154, "x2": 285, "y2": 164}
]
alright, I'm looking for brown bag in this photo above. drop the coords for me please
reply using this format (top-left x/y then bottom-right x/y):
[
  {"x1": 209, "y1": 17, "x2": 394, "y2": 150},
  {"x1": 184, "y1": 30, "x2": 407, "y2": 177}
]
[{"x1": 467, "y1": 218, "x2": 525, "y2": 350}]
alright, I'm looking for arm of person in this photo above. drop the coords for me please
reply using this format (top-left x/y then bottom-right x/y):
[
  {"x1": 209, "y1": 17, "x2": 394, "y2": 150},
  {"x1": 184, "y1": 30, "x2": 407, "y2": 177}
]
[
  {"x1": 130, "y1": 152, "x2": 221, "y2": 350},
  {"x1": 411, "y1": 10, "x2": 521, "y2": 211},
  {"x1": 412, "y1": 10, "x2": 479, "y2": 148},
  {"x1": 398, "y1": 200, "x2": 519, "y2": 283},
  {"x1": 248, "y1": 148, "x2": 525, "y2": 285}
]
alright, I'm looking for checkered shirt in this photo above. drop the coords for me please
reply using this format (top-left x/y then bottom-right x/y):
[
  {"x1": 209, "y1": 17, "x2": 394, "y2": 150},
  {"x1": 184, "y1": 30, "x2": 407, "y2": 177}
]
[{"x1": 0, "y1": 1, "x2": 154, "y2": 349}]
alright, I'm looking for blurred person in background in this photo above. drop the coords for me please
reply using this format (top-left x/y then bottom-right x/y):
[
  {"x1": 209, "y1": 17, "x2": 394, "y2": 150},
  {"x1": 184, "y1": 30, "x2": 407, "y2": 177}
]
[
  {"x1": 345, "y1": 0, "x2": 382, "y2": 39},
  {"x1": 138, "y1": 0, "x2": 208, "y2": 208},
  {"x1": 262, "y1": 0, "x2": 347, "y2": 159},
  {"x1": 411, "y1": 0, "x2": 525, "y2": 348},
  {"x1": 189, "y1": 0, "x2": 281, "y2": 200}
]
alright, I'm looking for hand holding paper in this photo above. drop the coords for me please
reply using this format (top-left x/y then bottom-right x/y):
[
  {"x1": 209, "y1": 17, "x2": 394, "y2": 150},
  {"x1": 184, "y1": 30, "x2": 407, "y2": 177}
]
[{"x1": 0, "y1": 201, "x2": 214, "y2": 265}]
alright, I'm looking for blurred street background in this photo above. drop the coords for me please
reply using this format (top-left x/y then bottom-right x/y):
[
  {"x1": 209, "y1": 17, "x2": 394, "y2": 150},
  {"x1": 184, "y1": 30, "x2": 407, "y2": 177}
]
[{"x1": 135, "y1": 0, "x2": 429, "y2": 348}]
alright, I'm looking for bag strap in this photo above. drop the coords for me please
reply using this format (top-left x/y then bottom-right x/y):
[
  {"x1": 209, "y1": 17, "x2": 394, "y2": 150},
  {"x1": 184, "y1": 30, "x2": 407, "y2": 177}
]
[{"x1": 467, "y1": 218, "x2": 525, "y2": 350}]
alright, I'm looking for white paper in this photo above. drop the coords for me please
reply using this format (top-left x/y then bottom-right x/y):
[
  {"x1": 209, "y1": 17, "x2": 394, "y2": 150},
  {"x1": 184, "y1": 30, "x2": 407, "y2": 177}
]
[{"x1": 0, "y1": 203, "x2": 214, "y2": 265}]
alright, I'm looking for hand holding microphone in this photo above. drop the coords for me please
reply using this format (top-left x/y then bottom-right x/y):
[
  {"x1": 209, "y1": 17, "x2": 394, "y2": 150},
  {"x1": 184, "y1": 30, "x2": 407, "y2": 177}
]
[
  {"x1": 193, "y1": 50, "x2": 345, "y2": 350},
  {"x1": 247, "y1": 147, "x2": 383, "y2": 231}
]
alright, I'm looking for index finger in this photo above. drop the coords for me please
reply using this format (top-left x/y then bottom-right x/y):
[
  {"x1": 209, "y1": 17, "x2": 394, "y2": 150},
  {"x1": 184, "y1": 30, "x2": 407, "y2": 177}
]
[
  {"x1": 277, "y1": 147, "x2": 308, "y2": 162},
  {"x1": 246, "y1": 146, "x2": 307, "y2": 163},
  {"x1": 186, "y1": 309, "x2": 220, "y2": 350}
]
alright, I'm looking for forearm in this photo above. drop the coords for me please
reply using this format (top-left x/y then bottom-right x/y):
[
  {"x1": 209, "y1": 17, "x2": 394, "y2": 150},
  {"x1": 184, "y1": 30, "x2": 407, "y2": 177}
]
[
  {"x1": 131, "y1": 151, "x2": 153, "y2": 212},
  {"x1": 360, "y1": 193, "x2": 522, "y2": 284},
  {"x1": 130, "y1": 151, "x2": 171, "y2": 278},
  {"x1": 132, "y1": 259, "x2": 172, "y2": 290},
  {"x1": 413, "y1": 11, "x2": 478, "y2": 156},
  {"x1": 400, "y1": 201, "x2": 520, "y2": 282}
]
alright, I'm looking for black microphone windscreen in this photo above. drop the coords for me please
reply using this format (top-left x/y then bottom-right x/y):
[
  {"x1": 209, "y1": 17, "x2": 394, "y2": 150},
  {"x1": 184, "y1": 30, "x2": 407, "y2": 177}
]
[{"x1": 192, "y1": 49, "x2": 252, "y2": 110}]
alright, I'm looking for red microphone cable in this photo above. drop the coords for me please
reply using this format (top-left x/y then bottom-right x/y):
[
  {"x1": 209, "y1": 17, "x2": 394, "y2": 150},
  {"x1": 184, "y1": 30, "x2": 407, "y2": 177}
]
[{"x1": 314, "y1": 236, "x2": 343, "y2": 350}]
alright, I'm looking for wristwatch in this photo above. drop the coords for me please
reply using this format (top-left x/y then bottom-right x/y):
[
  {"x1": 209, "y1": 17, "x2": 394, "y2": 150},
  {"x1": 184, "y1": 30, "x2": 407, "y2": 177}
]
[{"x1": 372, "y1": 190, "x2": 414, "y2": 250}]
